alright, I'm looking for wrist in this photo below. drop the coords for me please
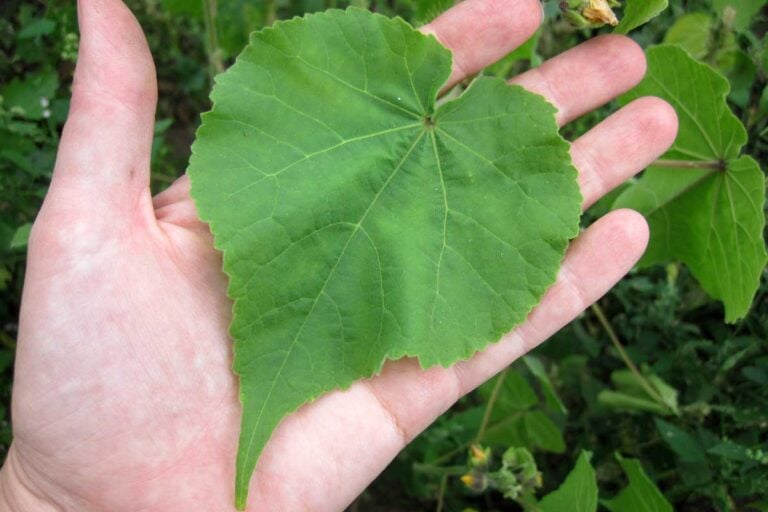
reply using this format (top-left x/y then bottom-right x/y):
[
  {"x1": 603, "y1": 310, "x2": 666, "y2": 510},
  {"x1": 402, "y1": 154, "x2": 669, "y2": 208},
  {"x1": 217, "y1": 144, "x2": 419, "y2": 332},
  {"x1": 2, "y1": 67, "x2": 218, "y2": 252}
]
[{"x1": 0, "y1": 445, "x2": 60, "y2": 512}]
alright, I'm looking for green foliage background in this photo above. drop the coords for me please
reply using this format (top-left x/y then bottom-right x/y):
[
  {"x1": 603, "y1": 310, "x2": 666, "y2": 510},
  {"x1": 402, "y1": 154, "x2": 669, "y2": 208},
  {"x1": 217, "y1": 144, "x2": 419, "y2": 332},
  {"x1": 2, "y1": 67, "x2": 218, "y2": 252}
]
[{"x1": 0, "y1": 0, "x2": 766, "y2": 510}]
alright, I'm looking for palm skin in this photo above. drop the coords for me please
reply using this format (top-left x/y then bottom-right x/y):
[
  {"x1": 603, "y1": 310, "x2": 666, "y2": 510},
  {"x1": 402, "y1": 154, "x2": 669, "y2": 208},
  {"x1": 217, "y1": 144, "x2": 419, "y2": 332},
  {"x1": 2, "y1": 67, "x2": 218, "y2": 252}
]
[{"x1": 0, "y1": 0, "x2": 679, "y2": 511}]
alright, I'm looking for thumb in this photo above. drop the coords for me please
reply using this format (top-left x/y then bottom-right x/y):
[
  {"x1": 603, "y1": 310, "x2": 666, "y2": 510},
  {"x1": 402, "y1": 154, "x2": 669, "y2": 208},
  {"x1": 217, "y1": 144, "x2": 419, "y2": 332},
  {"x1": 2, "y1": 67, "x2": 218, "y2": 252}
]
[{"x1": 45, "y1": 0, "x2": 157, "y2": 222}]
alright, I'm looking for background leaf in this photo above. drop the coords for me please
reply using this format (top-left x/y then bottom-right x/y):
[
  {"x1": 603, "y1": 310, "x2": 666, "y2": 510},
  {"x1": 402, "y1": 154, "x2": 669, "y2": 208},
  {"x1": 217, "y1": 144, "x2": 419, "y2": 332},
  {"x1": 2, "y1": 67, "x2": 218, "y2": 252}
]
[
  {"x1": 614, "y1": 0, "x2": 669, "y2": 34},
  {"x1": 524, "y1": 411, "x2": 566, "y2": 453},
  {"x1": 662, "y1": 12, "x2": 756, "y2": 108},
  {"x1": 603, "y1": 455, "x2": 674, "y2": 512},
  {"x1": 523, "y1": 355, "x2": 567, "y2": 414},
  {"x1": 662, "y1": 12, "x2": 725, "y2": 58},
  {"x1": 614, "y1": 45, "x2": 767, "y2": 322},
  {"x1": 477, "y1": 370, "x2": 566, "y2": 452},
  {"x1": 711, "y1": 0, "x2": 768, "y2": 31},
  {"x1": 0, "y1": 69, "x2": 58, "y2": 120},
  {"x1": 654, "y1": 418, "x2": 707, "y2": 463},
  {"x1": 538, "y1": 451, "x2": 597, "y2": 512},
  {"x1": 597, "y1": 369, "x2": 678, "y2": 415},
  {"x1": 597, "y1": 390, "x2": 669, "y2": 415}
]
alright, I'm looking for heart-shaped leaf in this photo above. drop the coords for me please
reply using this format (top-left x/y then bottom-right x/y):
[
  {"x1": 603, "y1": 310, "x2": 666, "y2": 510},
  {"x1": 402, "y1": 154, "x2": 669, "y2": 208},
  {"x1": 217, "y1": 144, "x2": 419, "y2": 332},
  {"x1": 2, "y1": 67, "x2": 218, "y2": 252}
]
[
  {"x1": 603, "y1": 455, "x2": 674, "y2": 512},
  {"x1": 615, "y1": 45, "x2": 767, "y2": 322},
  {"x1": 539, "y1": 451, "x2": 598, "y2": 512},
  {"x1": 188, "y1": 8, "x2": 581, "y2": 507}
]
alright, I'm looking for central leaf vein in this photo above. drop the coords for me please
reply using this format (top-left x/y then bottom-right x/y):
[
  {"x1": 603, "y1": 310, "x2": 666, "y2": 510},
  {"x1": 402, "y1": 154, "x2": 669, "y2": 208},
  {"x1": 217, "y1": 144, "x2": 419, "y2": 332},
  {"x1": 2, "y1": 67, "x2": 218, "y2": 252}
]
[
  {"x1": 428, "y1": 130, "x2": 449, "y2": 332},
  {"x1": 238, "y1": 129, "x2": 427, "y2": 484}
]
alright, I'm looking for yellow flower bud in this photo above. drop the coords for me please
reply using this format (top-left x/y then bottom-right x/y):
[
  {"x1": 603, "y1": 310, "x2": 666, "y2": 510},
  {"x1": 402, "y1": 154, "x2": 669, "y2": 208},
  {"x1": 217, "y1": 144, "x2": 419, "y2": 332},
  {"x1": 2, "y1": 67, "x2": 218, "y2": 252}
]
[
  {"x1": 583, "y1": 0, "x2": 619, "y2": 26},
  {"x1": 469, "y1": 444, "x2": 490, "y2": 466}
]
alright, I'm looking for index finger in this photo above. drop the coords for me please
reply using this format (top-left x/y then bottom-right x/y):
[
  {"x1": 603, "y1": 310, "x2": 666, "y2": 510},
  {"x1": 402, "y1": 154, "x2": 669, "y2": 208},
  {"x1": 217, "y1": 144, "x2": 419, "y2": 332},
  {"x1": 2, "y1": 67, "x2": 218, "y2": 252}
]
[{"x1": 421, "y1": 0, "x2": 543, "y2": 88}]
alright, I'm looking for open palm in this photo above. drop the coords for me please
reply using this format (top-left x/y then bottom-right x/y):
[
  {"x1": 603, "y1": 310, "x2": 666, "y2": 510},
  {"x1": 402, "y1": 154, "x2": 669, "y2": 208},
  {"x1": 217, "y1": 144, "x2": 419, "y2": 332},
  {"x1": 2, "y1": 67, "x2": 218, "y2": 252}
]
[{"x1": 0, "y1": 0, "x2": 678, "y2": 510}]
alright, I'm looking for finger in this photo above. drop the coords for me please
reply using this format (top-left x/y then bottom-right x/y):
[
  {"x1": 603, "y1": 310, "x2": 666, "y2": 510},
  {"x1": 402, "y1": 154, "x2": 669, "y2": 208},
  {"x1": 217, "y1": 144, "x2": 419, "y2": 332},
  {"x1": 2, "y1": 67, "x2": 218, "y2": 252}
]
[
  {"x1": 574, "y1": 96, "x2": 679, "y2": 209},
  {"x1": 153, "y1": 175, "x2": 212, "y2": 233},
  {"x1": 510, "y1": 34, "x2": 647, "y2": 126},
  {"x1": 49, "y1": 0, "x2": 157, "y2": 216},
  {"x1": 421, "y1": 0, "x2": 543, "y2": 88},
  {"x1": 363, "y1": 209, "x2": 649, "y2": 442},
  {"x1": 153, "y1": 174, "x2": 190, "y2": 210}
]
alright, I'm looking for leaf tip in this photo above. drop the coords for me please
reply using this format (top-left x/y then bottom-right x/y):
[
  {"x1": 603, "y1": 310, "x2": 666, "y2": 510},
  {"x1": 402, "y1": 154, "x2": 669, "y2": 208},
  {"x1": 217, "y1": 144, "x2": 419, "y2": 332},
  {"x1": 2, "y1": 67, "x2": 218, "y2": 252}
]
[{"x1": 235, "y1": 481, "x2": 248, "y2": 510}]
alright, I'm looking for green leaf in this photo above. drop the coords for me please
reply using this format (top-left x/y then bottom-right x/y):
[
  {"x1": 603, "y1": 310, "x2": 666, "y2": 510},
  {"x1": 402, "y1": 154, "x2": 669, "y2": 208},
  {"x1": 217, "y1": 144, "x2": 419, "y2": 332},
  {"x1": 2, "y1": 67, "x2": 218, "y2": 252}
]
[
  {"x1": 539, "y1": 451, "x2": 597, "y2": 512},
  {"x1": 160, "y1": 0, "x2": 265, "y2": 59},
  {"x1": 523, "y1": 411, "x2": 565, "y2": 453},
  {"x1": 482, "y1": 412, "x2": 528, "y2": 446},
  {"x1": 523, "y1": 355, "x2": 567, "y2": 414},
  {"x1": 481, "y1": 371, "x2": 538, "y2": 412},
  {"x1": 479, "y1": 372, "x2": 556, "y2": 451},
  {"x1": 707, "y1": 440, "x2": 753, "y2": 462},
  {"x1": 477, "y1": 370, "x2": 564, "y2": 452},
  {"x1": 0, "y1": 267, "x2": 10, "y2": 292},
  {"x1": 161, "y1": 0, "x2": 203, "y2": 17},
  {"x1": 17, "y1": 18, "x2": 56, "y2": 39},
  {"x1": 412, "y1": 0, "x2": 455, "y2": 24},
  {"x1": 614, "y1": 46, "x2": 767, "y2": 322},
  {"x1": 598, "y1": 369, "x2": 678, "y2": 415},
  {"x1": 647, "y1": 375, "x2": 679, "y2": 415},
  {"x1": 188, "y1": 9, "x2": 581, "y2": 508},
  {"x1": 712, "y1": 0, "x2": 768, "y2": 31},
  {"x1": 216, "y1": 1, "x2": 265, "y2": 59},
  {"x1": 718, "y1": 48, "x2": 758, "y2": 108},
  {"x1": 482, "y1": 412, "x2": 565, "y2": 453},
  {"x1": 662, "y1": 13, "x2": 755, "y2": 108},
  {"x1": 654, "y1": 418, "x2": 707, "y2": 463},
  {"x1": 614, "y1": 0, "x2": 668, "y2": 34},
  {"x1": 742, "y1": 364, "x2": 768, "y2": 385},
  {"x1": 662, "y1": 12, "x2": 719, "y2": 59},
  {"x1": 762, "y1": 41, "x2": 768, "y2": 75},
  {"x1": 478, "y1": 373, "x2": 564, "y2": 452},
  {"x1": 597, "y1": 390, "x2": 669, "y2": 415},
  {"x1": 0, "y1": 69, "x2": 58, "y2": 120},
  {"x1": 760, "y1": 86, "x2": 768, "y2": 119},
  {"x1": 9, "y1": 223, "x2": 32, "y2": 250},
  {"x1": 603, "y1": 455, "x2": 673, "y2": 512}
]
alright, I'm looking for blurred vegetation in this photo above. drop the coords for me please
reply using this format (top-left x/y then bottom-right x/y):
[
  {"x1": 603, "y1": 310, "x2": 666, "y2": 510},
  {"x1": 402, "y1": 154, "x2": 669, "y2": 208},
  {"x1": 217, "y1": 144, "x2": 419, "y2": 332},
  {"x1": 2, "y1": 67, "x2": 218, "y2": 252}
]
[{"x1": 1, "y1": 0, "x2": 766, "y2": 511}]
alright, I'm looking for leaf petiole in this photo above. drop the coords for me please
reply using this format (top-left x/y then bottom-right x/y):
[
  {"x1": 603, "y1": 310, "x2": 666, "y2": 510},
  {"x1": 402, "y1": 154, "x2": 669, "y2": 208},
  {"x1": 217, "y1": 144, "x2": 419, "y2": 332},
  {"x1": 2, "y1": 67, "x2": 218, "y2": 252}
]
[
  {"x1": 652, "y1": 158, "x2": 726, "y2": 170},
  {"x1": 591, "y1": 303, "x2": 678, "y2": 416}
]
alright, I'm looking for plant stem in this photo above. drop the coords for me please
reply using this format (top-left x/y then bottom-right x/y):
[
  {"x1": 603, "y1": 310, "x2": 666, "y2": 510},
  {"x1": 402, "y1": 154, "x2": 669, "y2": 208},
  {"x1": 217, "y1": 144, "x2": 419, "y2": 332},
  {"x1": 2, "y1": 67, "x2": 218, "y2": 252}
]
[
  {"x1": 435, "y1": 474, "x2": 448, "y2": 512},
  {"x1": 265, "y1": 0, "x2": 277, "y2": 26},
  {"x1": 518, "y1": 495, "x2": 544, "y2": 512},
  {"x1": 202, "y1": 0, "x2": 224, "y2": 79},
  {"x1": 413, "y1": 463, "x2": 467, "y2": 476},
  {"x1": 590, "y1": 303, "x2": 676, "y2": 415},
  {"x1": 430, "y1": 411, "x2": 525, "y2": 467},
  {"x1": 652, "y1": 158, "x2": 725, "y2": 170},
  {"x1": 475, "y1": 367, "x2": 509, "y2": 443}
]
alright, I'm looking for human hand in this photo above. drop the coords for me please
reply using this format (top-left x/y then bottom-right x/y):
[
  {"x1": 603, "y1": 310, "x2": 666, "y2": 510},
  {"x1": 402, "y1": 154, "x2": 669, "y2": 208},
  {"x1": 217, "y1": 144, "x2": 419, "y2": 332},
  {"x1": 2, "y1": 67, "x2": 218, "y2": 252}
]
[{"x1": 0, "y1": 0, "x2": 677, "y2": 510}]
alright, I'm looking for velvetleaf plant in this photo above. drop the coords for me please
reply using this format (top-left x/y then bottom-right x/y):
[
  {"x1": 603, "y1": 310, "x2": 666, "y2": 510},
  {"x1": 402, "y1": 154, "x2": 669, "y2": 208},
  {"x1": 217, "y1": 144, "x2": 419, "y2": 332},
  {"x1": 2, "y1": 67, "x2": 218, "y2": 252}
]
[
  {"x1": 188, "y1": 8, "x2": 582, "y2": 508},
  {"x1": 615, "y1": 45, "x2": 767, "y2": 322}
]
